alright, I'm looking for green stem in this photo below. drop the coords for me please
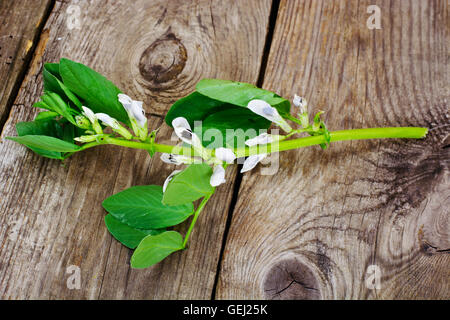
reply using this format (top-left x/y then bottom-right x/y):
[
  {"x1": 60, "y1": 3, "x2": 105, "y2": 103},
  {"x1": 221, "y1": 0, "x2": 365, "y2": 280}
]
[
  {"x1": 240, "y1": 127, "x2": 428, "y2": 157},
  {"x1": 103, "y1": 137, "x2": 202, "y2": 156},
  {"x1": 95, "y1": 127, "x2": 426, "y2": 158},
  {"x1": 285, "y1": 113, "x2": 304, "y2": 126},
  {"x1": 182, "y1": 192, "x2": 214, "y2": 248}
]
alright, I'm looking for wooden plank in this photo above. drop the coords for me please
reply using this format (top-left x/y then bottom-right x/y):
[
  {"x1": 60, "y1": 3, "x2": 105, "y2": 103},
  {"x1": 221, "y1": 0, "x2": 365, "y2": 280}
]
[
  {"x1": 0, "y1": 0, "x2": 52, "y2": 126},
  {"x1": 0, "y1": 0, "x2": 272, "y2": 299},
  {"x1": 217, "y1": 0, "x2": 449, "y2": 299}
]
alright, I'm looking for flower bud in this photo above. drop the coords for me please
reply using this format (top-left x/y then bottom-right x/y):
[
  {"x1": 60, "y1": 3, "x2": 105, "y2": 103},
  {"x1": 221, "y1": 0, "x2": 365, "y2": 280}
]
[
  {"x1": 75, "y1": 115, "x2": 92, "y2": 129},
  {"x1": 96, "y1": 113, "x2": 133, "y2": 140},
  {"x1": 82, "y1": 106, "x2": 103, "y2": 134},
  {"x1": 74, "y1": 135, "x2": 102, "y2": 143}
]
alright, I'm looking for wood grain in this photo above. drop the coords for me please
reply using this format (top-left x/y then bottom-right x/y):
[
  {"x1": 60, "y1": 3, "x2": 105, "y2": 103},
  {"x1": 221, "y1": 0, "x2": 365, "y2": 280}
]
[
  {"x1": 0, "y1": 0, "x2": 52, "y2": 127},
  {"x1": 217, "y1": 0, "x2": 449, "y2": 299},
  {"x1": 0, "y1": 0, "x2": 271, "y2": 299}
]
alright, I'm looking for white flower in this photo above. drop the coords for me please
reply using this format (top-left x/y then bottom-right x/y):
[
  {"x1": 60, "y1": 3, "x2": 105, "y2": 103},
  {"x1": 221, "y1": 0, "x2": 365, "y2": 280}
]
[
  {"x1": 160, "y1": 153, "x2": 197, "y2": 165},
  {"x1": 172, "y1": 117, "x2": 196, "y2": 144},
  {"x1": 214, "y1": 147, "x2": 236, "y2": 164},
  {"x1": 241, "y1": 154, "x2": 267, "y2": 173},
  {"x1": 292, "y1": 94, "x2": 302, "y2": 107},
  {"x1": 82, "y1": 106, "x2": 102, "y2": 134},
  {"x1": 96, "y1": 113, "x2": 121, "y2": 130},
  {"x1": 245, "y1": 133, "x2": 282, "y2": 147},
  {"x1": 293, "y1": 94, "x2": 307, "y2": 114},
  {"x1": 172, "y1": 117, "x2": 207, "y2": 159},
  {"x1": 82, "y1": 106, "x2": 96, "y2": 124},
  {"x1": 118, "y1": 93, "x2": 148, "y2": 140},
  {"x1": 96, "y1": 113, "x2": 132, "y2": 139},
  {"x1": 240, "y1": 132, "x2": 281, "y2": 173},
  {"x1": 247, "y1": 100, "x2": 292, "y2": 132},
  {"x1": 162, "y1": 170, "x2": 182, "y2": 192},
  {"x1": 118, "y1": 94, "x2": 147, "y2": 127},
  {"x1": 210, "y1": 165, "x2": 226, "y2": 187}
]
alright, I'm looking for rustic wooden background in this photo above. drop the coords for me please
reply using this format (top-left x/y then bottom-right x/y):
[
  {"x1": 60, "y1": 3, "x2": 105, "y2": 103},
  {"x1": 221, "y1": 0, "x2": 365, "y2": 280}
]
[{"x1": 0, "y1": 0, "x2": 448, "y2": 299}]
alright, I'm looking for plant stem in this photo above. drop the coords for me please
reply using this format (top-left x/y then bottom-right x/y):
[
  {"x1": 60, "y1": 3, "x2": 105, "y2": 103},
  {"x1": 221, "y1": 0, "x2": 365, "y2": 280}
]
[
  {"x1": 96, "y1": 126, "x2": 427, "y2": 158},
  {"x1": 240, "y1": 127, "x2": 428, "y2": 157},
  {"x1": 182, "y1": 192, "x2": 214, "y2": 248},
  {"x1": 285, "y1": 114, "x2": 303, "y2": 126}
]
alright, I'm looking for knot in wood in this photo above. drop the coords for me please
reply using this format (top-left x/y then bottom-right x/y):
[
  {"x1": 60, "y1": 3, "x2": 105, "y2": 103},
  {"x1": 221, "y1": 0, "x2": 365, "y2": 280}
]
[
  {"x1": 138, "y1": 33, "x2": 187, "y2": 84},
  {"x1": 263, "y1": 258, "x2": 321, "y2": 300}
]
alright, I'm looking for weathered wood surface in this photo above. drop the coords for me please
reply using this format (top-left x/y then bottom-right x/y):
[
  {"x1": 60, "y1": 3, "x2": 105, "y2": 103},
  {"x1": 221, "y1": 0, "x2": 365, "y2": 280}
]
[
  {"x1": 0, "y1": 0, "x2": 52, "y2": 126},
  {"x1": 217, "y1": 0, "x2": 449, "y2": 299},
  {"x1": 0, "y1": 0, "x2": 272, "y2": 299},
  {"x1": 0, "y1": 0, "x2": 448, "y2": 300}
]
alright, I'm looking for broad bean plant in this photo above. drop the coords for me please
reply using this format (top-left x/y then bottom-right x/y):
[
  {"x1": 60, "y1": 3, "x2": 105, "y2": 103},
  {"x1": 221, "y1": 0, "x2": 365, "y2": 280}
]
[{"x1": 7, "y1": 59, "x2": 427, "y2": 268}]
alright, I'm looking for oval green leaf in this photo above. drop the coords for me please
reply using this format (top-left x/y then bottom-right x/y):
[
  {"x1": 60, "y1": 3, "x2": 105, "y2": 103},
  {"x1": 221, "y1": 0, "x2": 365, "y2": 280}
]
[
  {"x1": 59, "y1": 58, "x2": 128, "y2": 123},
  {"x1": 104, "y1": 214, "x2": 164, "y2": 249},
  {"x1": 43, "y1": 62, "x2": 61, "y2": 79},
  {"x1": 102, "y1": 185, "x2": 194, "y2": 229},
  {"x1": 12, "y1": 118, "x2": 72, "y2": 159},
  {"x1": 200, "y1": 107, "x2": 271, "y2": 149},
  {"x1": 196, "y1": 79, "x2": 291, "y2": 116},
  {"x1": 165, "y1": 91, "x2": 232, "y2": 128},
  {"x1": 35, "y1": 111, "x2": 59, "y2": 121},
  {"x1": 7, "y1": 135, "x2": 81, "y2": 152},
  {"x1": 41, "y1": 92, "x2": 76, "y2": 125},
  {"x1": 131, "y1": 231, "x2": 184, "y2": 269},
  {"x1": 44, "y1": 64, "x2": 83, "y2": 109},
  {"x1": 162, "y1": 163, "x2": 214, "y2": 206},
  {"x1": 16, "y1": 118, "x2": 61, "y2": 137}
]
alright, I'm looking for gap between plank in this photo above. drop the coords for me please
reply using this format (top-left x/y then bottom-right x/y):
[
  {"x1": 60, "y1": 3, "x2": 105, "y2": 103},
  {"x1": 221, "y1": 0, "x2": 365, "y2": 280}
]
[
  {"x1": 211, "y1": 0, "x2": 281, "y2": 299},
  {"x1": 0, "y1": 1, "x2": 55, "y2": 134}
]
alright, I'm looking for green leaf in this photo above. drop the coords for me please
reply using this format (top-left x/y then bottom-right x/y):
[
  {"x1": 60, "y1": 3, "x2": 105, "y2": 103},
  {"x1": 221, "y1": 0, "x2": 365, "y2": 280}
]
[
  {"x1": 35, "y1": 111, "x2": 59, "y2": 121},
  {"x1": 11, "y1": 116, "x2": 85, "y2": 159},
  {"x1": 200, "y1": 107, "x2": 271, "y2": 148},
  {"x1": 43, "y1": 67, "x2": 62, "y2": 94},
  {"x1": 165, "y1": 91, "x2": 232, "y2": 128},
  {"x1": 7, "y1": 135, "x2": 81, "y2": 152},
  {"x1": 131, "y1": 231, "x2": 183, "y2": 269},
  {"x1": 12, "y1": 142, "x2": 62, "y2": 160},
  {"x1": 61, "y1": 120, "x2": 84, "y2": 143},
  {"x1": 14, "y1": 119, "x2": 66, "y2": 159},
  {"x1": 16, "y1": 118, "x2": 59, "y2": 137},
  {"x1": 43, "y1": 64, "x2": 83, "y2": 110},
  {"x1": 104, "y1": 214, "x2": 164, "y2": 249},
  {"x1": 165, "y1": 80, "x2": 290, "y2": 148},
  {"x1": 196, "y1": 79, "x2": 291, "y2": 116},
  {"x1": 41, "y1": 92, "x2": 76, "y2": 125},
  {"x1": 162, "y1": 163, "x2": 214, "y2": 206},
  {"x1": 44, "y1": 62, "x2": 62, "y2": 79},
  {"x1": 33, "y1": 100, "x2": 52, "y2": 111},
  {"x1": 102, "y1": 185, "x2": 194, "y2": 229},
  {"x1": 165, "y1": 92, "x2": 271, "y2": 148},
  {"x1": 59, "y1": 58, "x2": 128, "y2": 123}
]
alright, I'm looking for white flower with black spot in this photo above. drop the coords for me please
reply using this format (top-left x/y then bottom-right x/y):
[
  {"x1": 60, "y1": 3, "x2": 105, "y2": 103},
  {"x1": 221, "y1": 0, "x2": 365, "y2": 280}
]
[
  {"x1": 247, "y1": 99, "x2": 292, "y2": 133},
  {"x1": 118, "y1": 93, "x2": 148, "y2": 140}
]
